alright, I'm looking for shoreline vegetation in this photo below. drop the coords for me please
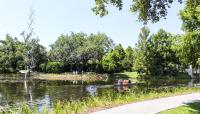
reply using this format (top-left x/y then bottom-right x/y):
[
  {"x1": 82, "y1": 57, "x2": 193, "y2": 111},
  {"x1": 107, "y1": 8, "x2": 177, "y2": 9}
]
[
  {"x1": 32, "y1": 72, "x2": 192, "y2": 82},
  {"x1": 1, "y1": 87, "x2": 200, "y2": 114},
  {"x1": 0, "y1": 72, "x2": 192, "y2": 81},
  {"x1": 33, "y1": 72, "x2": 139, "y2": 81},
  {"x1": 33, "y1": 73, "x2": 108, "y2": 81}
]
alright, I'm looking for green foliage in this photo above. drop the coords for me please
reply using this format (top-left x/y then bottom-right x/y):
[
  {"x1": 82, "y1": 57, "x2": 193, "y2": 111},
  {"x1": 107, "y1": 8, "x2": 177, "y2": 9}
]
[
  {"x1": 28, "y1": 39, "x2": 47, "y2": 71},
  {"x1": 49, "y1": 32, "x2": 114, "y2": 73},
  {"x1": 133, "y1": 28, "x2": 179, "y2": 77},
  {"x1": 123, "y1": 46, "x2": 134, "y2": 71},
  {"x1": 102, "y1": 44, "x2": 126, "y2": 73},
  {"x1": 179, "y1": 0, "x2": 200, "y2": 32},
  {"x1": 102, "y1": 49, "x2": 116, "y2": 73},
  {"x1": 148, "y1": 29, "x2": 179, "y2": 76},
  {"x1": 177, "y1": 0, "x2": 200, "y2": 72},
  {"x1": 198, "y1": 58, "x2": 200, "y2": 65},
  {"x1": 42, "y1": 62, "x2": 64, "y2": 73},
  {"x1": 0, "y1": 34, "x2": 47, "y2": 73},
  {"x1": 93, "y1": 0, "x2": 183, "y2": 23},
  {"x1": 174, "y1": 32, "x2": 200, "y2": 70},
  {"x1": 0, "y1": 35, "x2": 25, "y2": 72},
  {"x1": 39, "y1": 63, "x2": 46, "y2": 72},
  {"x1": 48, "y1": 32, "x2": 87, "y2": 64},
  {"x1": 133, "y1": 27, "x2": 150, "y2": 76}
]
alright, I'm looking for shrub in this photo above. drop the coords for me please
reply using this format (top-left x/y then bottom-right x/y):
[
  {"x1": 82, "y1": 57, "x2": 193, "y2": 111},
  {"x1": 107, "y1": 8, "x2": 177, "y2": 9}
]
[
  {"x1": 39, "y1": 62, "x2": 64, "y2": 73},
  {"x1": 39, "y1": 63, "x2": 46, "y2": 72},
  {"x1": 0, "y1": 68, "x2": 13, "y2": 73}
]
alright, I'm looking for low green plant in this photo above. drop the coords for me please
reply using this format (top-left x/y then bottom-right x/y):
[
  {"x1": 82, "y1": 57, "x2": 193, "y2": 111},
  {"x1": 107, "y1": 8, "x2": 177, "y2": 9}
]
[{"x1": 1, "y1": 87, "x2": 200, "y2": 114}]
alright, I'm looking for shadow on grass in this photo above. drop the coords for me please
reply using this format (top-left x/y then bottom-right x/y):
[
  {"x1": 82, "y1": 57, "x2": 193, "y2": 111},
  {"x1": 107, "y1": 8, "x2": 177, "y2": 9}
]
[{"x1": 184, "y1": 101, "x2": 200, "y2": 114}]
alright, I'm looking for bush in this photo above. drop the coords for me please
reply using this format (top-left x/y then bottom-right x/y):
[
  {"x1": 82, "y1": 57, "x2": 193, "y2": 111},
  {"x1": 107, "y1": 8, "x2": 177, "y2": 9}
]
[
  {"x1": 0, "y1": 68, "x2": 13, "y2": 73},
  {"x1": 39, "y1": 63, "x2": 46, "y2": 72},
  {"x1": 39, "y1": 62, "x2": 64, "y2": 73}
]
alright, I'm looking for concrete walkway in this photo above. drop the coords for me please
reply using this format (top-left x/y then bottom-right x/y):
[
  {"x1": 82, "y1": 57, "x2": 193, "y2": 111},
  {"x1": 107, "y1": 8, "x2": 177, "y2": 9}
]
[{"x1": 92, "y1": 93, "x2": 200, "y2": 114}]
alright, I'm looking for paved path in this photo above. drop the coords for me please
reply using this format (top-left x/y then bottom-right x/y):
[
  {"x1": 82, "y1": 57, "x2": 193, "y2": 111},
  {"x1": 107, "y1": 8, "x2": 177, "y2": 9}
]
[{"x1": 92, "y1": 93, "x2": 200, "y2": 114}]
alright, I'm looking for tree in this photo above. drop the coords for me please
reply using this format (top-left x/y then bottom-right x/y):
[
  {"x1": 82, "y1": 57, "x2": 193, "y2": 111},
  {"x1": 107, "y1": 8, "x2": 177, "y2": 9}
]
[
  {"x1": 133, "y1": 27, "x2": 150, "y2": 75},
  {"x1": 175, "y1": 32, "x2": 200, "y2": 74},
  {"x1": 49, "y1": 32, "x2": 114, "y2": 72},
  {"x1": 21, "y1": 7, "x2": 39, "y2": 71},
  {"x1": 123, "y1": 46, "x2": 134, "y2": 71},
  {"x1": 114, "y1": 44, "x2": 126, "y2": 71},
  {"x1": 93, "y1": 0, "x2": 183, "y2": 23},
  {"x1": 48, "y1": 32, "x2": 87, "y2": 69},
  {"x1": 0, "y1": 35, "x2": 24, "y2": 72},
  {"x1": 102, "y1": 44, "x2": 125, "y2": 73},
  {"x1": 102, "y1": 49, "x2": 118, "y2": 73},
  {"x1": 179, "y1": 0, "x2": 200, "y2": 32},
  {"x1": 178, "y1": 0, "x2": 200, "y2": 74},
  {"x1": 29, "y1": 38, "x2": 47, "y2": 71},
  {"x1": 148, "y1": 29, "x2": 178, "y2": 76},
  {"x1": 84, "y1": 33, "x2": 114, "y2": 72}
]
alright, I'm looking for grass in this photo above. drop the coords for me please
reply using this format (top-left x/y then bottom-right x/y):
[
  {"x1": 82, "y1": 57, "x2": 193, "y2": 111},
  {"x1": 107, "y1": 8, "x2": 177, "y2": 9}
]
[
  {"x1": 34, "y1": 72, "x2": 139, "y2": 81},
  {"x1": 1, "y1": 87, "x2": 200, "y2": 114},
  {"x1": 111, "y1": 72, "x2": 139, "y2": 79},
  {"x1": 33, "y1": 72, "x2": 108, "y2": 82},
  {"x1": 159, "y1": 102, "x2": 200, "y2": 114},
  {"x1": 111, "y1": 72, "x2": 191, "y2": 80}
]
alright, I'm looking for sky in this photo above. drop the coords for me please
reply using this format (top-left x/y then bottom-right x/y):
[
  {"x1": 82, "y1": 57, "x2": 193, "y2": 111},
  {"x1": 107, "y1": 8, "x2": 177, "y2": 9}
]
[{"x1": 0, "y1": 0, "x2": 184, "y2": 49}]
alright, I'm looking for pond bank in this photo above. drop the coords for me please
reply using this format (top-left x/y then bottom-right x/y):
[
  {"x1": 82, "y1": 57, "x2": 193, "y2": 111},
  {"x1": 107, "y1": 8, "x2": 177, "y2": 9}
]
[
  {"x1": 32, "y1": 72, "x2": 139, "y2": 82},
  {"x1": 33, "y1": 73, "x2": 108, "y2": 81},
  {"x1": 92, "y1": 92, "x2": 200, "y2": 114}
]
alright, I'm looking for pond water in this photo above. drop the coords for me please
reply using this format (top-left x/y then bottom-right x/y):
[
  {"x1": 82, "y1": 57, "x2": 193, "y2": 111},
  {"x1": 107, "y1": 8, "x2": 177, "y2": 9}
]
[{"x1": 0, "y1": 74, "x2": 200, "y2": 110}]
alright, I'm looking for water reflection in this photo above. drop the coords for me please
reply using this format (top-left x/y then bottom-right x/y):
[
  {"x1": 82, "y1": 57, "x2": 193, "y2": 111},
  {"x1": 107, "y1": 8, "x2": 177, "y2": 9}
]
[
  {"x1": 116, "y1": 85, "x2": 131, "y2": 93},
  {"x1": 0, "y1": 74, "x2": 200, "y2": 109},
  {"x1": 86, "y1": 85, "x2": 97, "y2": 96},
  {"x1": 0, "y1": 75, "x2": 107, "y2": 109}
]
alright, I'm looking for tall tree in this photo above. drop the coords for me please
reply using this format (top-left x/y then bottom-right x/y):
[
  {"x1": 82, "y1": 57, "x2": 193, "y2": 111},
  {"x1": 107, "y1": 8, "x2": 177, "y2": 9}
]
[
  {"x1": 85, "y1": 33, "x2": 114, "y2": 72},
  {"x1": 178, "y1": 0, "x2": 200, "y2": 74},
  {"x1": 148, "y1": 29, "x2": 178, "y2": 76},
  {"x1": 21, "y1": 7, "x2": 38, "y2": 71},
  {"x1": 102, "y1": 44, "x2": 125, "y2": 73},
  {"x1": 102, "y1": 49, "x2": 118, "y2": 73},
  {"x1": 175, "y1": 32, "x2": 200, "y2": 73},
  {"x1": 133, "y1": 27, "x2": 150, "y2": 75},
  {"x1": 123, "y1": 46, "x2": 134, "y2": 71}
]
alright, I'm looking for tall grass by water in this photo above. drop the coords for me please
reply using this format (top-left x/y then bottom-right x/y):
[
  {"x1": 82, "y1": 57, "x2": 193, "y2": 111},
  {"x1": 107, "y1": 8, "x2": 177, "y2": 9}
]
[{"x1": 1, "y1": 86, "x2": 200, "y2": 114}]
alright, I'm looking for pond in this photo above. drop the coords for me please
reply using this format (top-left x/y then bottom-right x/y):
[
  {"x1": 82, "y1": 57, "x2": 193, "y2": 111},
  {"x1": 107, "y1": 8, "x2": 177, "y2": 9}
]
[{"x1": 0, "y1": 74, "x2": 200, "y2": 110}]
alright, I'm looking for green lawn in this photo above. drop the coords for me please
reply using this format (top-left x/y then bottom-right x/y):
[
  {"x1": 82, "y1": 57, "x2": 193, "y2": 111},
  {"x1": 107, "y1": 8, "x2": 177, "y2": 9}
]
[
  {"x1": 159, "y1": 102, "x2": 200, "y2": 114},
  {"x1": 111, "y1": 72, "x2": 139, "y2": 79}
]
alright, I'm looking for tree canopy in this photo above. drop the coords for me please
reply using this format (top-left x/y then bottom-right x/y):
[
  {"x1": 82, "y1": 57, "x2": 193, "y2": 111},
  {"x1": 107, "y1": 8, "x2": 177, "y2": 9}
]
[{"x1": 93, "y1": 0, "x2": 183, "y2": 23}]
